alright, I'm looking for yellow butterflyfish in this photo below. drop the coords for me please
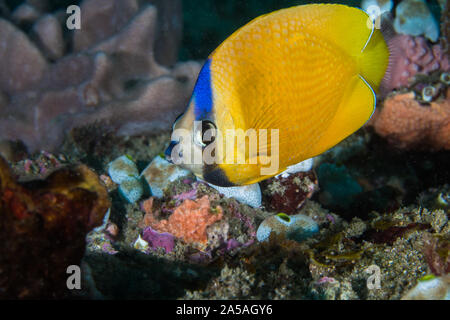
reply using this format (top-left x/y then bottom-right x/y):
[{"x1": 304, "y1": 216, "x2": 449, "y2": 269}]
[{"x1": 165, "y1": 4, "x2": 389, "y2": 186}]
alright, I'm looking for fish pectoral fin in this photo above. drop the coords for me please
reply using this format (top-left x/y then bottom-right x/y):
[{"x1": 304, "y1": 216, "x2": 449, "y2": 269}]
[{"x1": 308, "y1": 74, "x2": 375, "y2": 156}]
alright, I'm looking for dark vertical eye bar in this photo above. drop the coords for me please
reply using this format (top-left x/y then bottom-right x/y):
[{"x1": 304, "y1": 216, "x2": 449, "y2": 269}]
[{"x1": 165, "y1": 141, "x2": 178, "y2": 162}]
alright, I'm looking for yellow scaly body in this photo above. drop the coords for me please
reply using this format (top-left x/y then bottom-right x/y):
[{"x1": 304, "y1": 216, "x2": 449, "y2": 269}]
[{"x1": 167, "y1": 4, "x2": 389, "y2": 186}]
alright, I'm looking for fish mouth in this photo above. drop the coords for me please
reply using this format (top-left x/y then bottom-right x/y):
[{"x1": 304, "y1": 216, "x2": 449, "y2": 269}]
[
  {"x1": 203, "y1": 164, "x2": 235, "y2": 187},
  {"x1": 165, "y1": 141, "x2": 236, "y2": 187}
]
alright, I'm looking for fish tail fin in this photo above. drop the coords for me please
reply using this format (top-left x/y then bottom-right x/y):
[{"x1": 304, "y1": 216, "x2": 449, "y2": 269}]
[
  {"x1": 358, "y1": 25, "x2": 390, "y2": 93},
  {"x1": 295, "y1": 4, "x2": 390, "y2": 92}
]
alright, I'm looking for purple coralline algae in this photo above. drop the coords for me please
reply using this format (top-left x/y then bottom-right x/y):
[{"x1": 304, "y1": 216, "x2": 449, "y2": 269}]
[
  {"x1": 173, "y1": 189, "x2": 198, "y2": 205},
  {"x1": 142, "y1": 226, "x2": 175, "y2": 253}
]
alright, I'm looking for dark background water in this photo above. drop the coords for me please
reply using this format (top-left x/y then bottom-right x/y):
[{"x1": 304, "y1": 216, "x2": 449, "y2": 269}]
[{"x1": 180, "y1": 0, "x2": 361, "y2": 60}]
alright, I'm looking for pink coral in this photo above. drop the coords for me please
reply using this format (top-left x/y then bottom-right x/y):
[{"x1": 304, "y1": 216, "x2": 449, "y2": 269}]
[
  {"x1": 382, "y1": 35, "x2": 449, "y2": 92},
  {"x1": 173, "y1": 189, "x2": 197, "y2": 205},
  {"x1": 144, "y1": 195, "x2": 223, "y2": 247},
  {"x1": 371, "y1": 91, "x2": 450, "y2": 150},
  {"x1": 0, "y1": 0, "x2": 200, "y2": 153}
]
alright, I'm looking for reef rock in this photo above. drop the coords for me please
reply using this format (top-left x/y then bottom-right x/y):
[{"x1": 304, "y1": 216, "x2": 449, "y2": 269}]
[
  {"x1": 264, "y1": 170, "x2": 318, "y2": 215},
  {"x1": 72, "y1": 0, "x2": 140, "y2": 52},
  {"x1": 361, "y1": 0, "x2": 394, "y2": 19},
  {"x1": 0, "y1": 18, "x2": 47, "y2": 95},
  {"x1": 401, "y1": 275, "x2": 450, "y2": 300},
  {"x1": 108, "y1": 155, "x2": 139, "y2": 184},
  {"x1": 204, "y1": 181, "x2": 262, "y2": 208},
  {"x1": 32, "y1": 14, "x2": 64, "y2": 60},
  {"x1": 256, "y1": 212, "x2": 319, "y2": 243},
  {"x1": 141, "y1": 155, "x2": 192, "y2": 198},
  {"x1": 394, "y1": 0, "x2": 439, "y2": 42},
  {"x1": 0, "y1": 156, "x2": 110, "y2": 298},
  {"x1": 0, "y1": 0, "x2": 199, "y2": 153}
]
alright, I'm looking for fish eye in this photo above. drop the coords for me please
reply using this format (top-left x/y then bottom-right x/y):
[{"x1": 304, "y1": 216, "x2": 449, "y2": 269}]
[{"x1": 194, "y1": 120, "x2": 216, "y2": 147}]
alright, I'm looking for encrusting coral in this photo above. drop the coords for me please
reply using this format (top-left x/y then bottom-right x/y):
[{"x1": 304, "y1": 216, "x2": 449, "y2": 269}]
[
  {"x1": 0, "y1": 156, "x2": 110, "y2": 298},
  {"x1": 0, "y1": 0, "x2": 200, "y2": 153},
  {"x1": 382, "y1": 35, "x2": 449, "y2": 92},
  {"x1": 370, "y1": 91, "x2": 450, "y2": 150},
  {"x1": 142, "y1": 195, "x2": 223, "y2": 248}
]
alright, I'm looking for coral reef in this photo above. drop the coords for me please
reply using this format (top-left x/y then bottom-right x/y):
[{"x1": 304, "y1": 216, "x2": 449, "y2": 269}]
[
  {"x1": 108, "y1": 155, "x2": 139, "y2": 184},
  {"x1": 441, "y1": 0, "x2": 449, "y2": 51},
  {"x1": 107, "y1": 155, "x2": 144, "y2": 202},
  {"x1": 393, "y1": 0, "x2": 439, "y2": 42},
  {"x1": 361, "y1": 0, "x2": 393, "y2": 15},
  {"x1": 263, "y1": 170, "x2": 318, "y2": 215},
  {"x1": 142, "y1": 195, "x2": 223, "y2": 248},
  {"x1": 382, "y1": 35, "x2": 449, "y2": 91},
  {"x1": 72, "y1": 0, "x2": 182, "y2": 67},
  {"x1": 142, "y1": 226, "x2": 176, "y2": 253},
  {"x1": 3, "y1": 127, "x2": 445, "y2": 299},
  {"x1": 140, "y1": 155, "x2": 192, "y2": 198},
  {"x1": 256, "y1": 213, "x2": 319, "y2": 242},
  {"x1": 401, "y1": 275, "x2": 450, "y2": 299},
  {"x1": 203, "y1": 180, "x2": 262, "y2": 208},
  {"x1": 1, "y1": 0, "x2": 449, "y2": 301},
  {"x1": 0, "y1": 156, "x2": 110, "y2": 298},
  {"x1": 0, "y1": 0, "x2": 201, "y2": 153},
  {"x1": 422, "y1": 233, "x2": 450, "y2": 276},
  {"x1": 371, "y1": 91, "x2": 450, "y2": 150},
  {"x1": 118, "y1": 177, "x2": 144, "y2": 203}
]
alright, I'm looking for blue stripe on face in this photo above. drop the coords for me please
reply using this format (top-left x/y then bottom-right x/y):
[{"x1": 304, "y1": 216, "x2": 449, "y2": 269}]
[{"x1": 194, "y1": 59, "x2": 213, "y2": 120}]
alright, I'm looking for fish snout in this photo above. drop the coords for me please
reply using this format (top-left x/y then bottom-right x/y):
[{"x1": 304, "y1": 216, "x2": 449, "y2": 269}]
[{"x1": 164, "y1": 140, "x2": 179, "y2": 163}]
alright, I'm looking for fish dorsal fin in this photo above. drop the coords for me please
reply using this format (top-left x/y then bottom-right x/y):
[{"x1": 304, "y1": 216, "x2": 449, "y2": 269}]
[{"x1": 294, "y1": 4, "x2": 375, "y2": 57}]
